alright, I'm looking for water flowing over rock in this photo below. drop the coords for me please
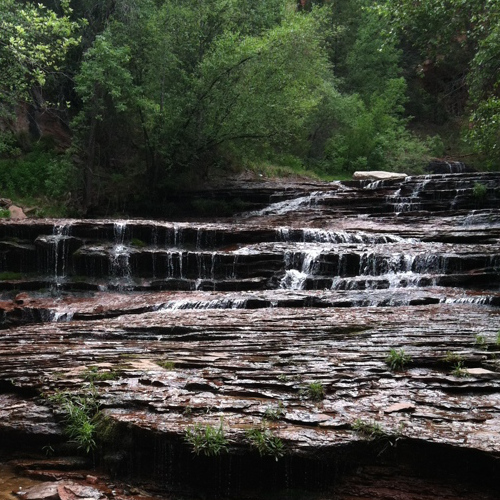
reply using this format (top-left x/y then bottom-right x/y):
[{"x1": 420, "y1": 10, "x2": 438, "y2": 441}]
[{"x1": 0, "y1": 172, "x2": 500, "y2": 499}]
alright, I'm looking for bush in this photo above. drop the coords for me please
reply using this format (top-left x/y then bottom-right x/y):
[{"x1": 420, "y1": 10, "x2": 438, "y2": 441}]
[
  {"x1": 48, "y1": 385, "x2": 100, "y2": 454},
  {"x1": 300, "y1": 382, "x2": 326, "y2": 401},
  {"x1": 386, "y1": 348, "x2": 412, "y2": 371},
  {"x1": 472, "y1": 182, "x2": 488, "y2": 200},
  {"x1": 0, "y1": 147, "x2": 75, "y2": 200},
  {"x1": 185, "y1": 419, "x2": 228, "y2": 456},
  {"x1": 246, "y1": 427, "x2": 284, "y2": 461}
]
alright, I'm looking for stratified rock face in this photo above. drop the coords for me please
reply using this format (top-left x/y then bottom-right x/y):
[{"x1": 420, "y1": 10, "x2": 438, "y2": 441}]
[{"x1": 0, "y1": 172, "x2": 500, "y2": 499}]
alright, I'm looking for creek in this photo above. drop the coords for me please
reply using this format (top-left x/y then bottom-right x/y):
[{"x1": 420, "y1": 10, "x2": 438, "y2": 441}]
[{"x1": 0, "y1": 172, "x2": 499, "y2": 499}]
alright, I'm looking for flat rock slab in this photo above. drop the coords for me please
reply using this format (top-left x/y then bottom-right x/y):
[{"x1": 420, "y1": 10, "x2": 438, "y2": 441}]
[
  {"x1": 1, "y1": 303, "x2": 499, "y2": 456},
  {"x1": 353, "y1": 171, "x2": 408, "y2": 180}
]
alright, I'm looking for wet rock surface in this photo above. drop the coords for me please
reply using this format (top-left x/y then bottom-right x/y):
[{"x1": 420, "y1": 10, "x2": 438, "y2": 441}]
[{"x1": 0, "y1": 172, "x2": 499, "y2": 499}]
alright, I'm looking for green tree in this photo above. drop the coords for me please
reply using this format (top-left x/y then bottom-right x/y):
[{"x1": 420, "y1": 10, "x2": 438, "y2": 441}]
[
  {"x1": 73, "y1": 0, "x2": 338, "y2": 209},
  {"x1": 0, "y1": 0, "x2": 81, "y2": 114},
  {"x1": 382, "y1": 0, "x2": 500, "y2": 168}
]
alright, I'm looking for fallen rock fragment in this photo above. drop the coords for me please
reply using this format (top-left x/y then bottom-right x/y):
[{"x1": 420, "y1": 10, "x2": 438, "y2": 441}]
[
  {"x1": 20, "y1": 483, "x2": 59, "y2": 500},
  {"x1": 57, "y1": 482, "x2": 106, "y2": 500}
]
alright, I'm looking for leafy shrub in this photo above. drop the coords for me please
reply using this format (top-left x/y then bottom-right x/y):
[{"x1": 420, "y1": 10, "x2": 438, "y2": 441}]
[
  {"x1": 48, "y1": 386, "x2": 100, "y2": 454},
  {"x1": 185, "y1": 419, "x2": 228, "y2": 456},
  {"x1": 443, "y1": 351, "x2": 463, "y2": 365},
  {"x1": 472, "y1": 182, "x2": 488, "y2": 200},
  {"x1": 474, "y1": 334, "x2": 486, "y2": 348},
  {"x1": 352, "y1": 419, "x2": 385, "y2": 439},
  {"x1": 0, "y1": 147, "x2": 75, "y2": 200},
  {"x1": 83, "y1": 366, "x2": 122, "y2": 382},
  {"x1": 323, "y1": 80, "x2": 429, "y2": 175},
  {"x1": 300, "y1": 382, "x2": 326, "y2": 401},
  {"x1": 386, "y1": 348, "x2": 412, "y2": 371},
  {"x1": 452, "y1": 361, "x2": 469, "y2": 378},
  {"x1": 157, "y1": 360, "x2": 176, "y2": 370},
  {"x1": 264, "y1": 402, "x2": 285, "y2": 421},
  {"x1": 246, "y1": 427, "x2": 284, "y2": 461}
]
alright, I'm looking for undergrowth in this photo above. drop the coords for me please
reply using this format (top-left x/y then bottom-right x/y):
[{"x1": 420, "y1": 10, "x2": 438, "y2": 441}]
[
  {"x1": 184, "y1": 418, "x2": 228, "y2": 456},
  {"x1": 47, "y1": 384, "x2": 101, "y2": 454}
]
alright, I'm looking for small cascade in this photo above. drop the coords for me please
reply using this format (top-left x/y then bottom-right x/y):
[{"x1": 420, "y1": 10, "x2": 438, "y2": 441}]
[
  {"x1": 385, "y1": 176, "x2": 433, "y2": 212},
  {"x1": 445, "y1": 161, "x2": 467, "y2": 173},
  {"x1": 160, "y1": 297, "x2": 248, "y2": 310},
  {"x1": 34, "y1": 222, "x2": 74, "y2": 287},
  {"x1": 244, "y1": 190, "x2": 331, "y2": 217},
  {"x1": 109, "y1": 221, "x2": 132, "y2": 288},
  {"x1": 280, "y1": 247, "x2": 322, "y2": 290},
  {"x1": 280, "y1": 269, "x2": 308, "y2": 290},
  {"x1": 50, "y1": 310, "x2": 75, "y2": 322},
  {"x1": 164, "y1": 250, "x2": 185, "y2": 279},
  {"x1": 51, "y1": 223, "x2": 71, "y2": 286},
  {"x1": 276, "y1": 227, "x2": 408, "y2": 244}
]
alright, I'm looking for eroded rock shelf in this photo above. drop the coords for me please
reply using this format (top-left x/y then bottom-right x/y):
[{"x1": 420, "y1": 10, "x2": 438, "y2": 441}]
[{"x1": 1, "y1": 172, "x2": 500, "y2": 499}]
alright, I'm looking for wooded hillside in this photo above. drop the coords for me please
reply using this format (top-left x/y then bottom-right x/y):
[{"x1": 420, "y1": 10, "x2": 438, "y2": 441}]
[{"x1": 1, "y1": 0, "x2": 499, "y2": 215}]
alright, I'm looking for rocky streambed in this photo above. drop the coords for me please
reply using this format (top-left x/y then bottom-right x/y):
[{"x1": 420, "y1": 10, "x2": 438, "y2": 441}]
[{"x1": 0, "y1": 172, "x2": 500, "y2": 499}]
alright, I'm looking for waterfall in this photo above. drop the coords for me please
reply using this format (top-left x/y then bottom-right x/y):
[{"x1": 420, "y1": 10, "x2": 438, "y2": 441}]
[
  {"x1": 52, "y1": 223, "x2": 71, "y2": 286},
  {"x1": 280, "y1": 247, "x2": 322, "y2": 290},
  {"x1": 110, "y1": 221, "x2": 132, "y2": 287},
  {"x1": 244, "y1": 190, "x2": 331, "y2": 217}
]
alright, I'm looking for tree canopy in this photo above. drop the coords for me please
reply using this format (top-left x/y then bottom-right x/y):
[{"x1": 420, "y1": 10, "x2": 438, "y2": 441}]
[{"x1": 0, "y1": 0, "x2": 499, "y2": 214}]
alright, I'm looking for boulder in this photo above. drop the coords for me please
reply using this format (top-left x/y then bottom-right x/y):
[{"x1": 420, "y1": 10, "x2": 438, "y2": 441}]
[
  {"x1": 9, "y1": 205, "x2": 27, "y2": 219},
  {"x1": 353, "y1": 171, "x2": 407, "y2": 181}
]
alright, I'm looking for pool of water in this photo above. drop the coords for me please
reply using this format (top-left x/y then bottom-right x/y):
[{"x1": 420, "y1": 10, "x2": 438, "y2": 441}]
[{"x1": 0, "y1": 464, "x2": 43, "y2": 500}]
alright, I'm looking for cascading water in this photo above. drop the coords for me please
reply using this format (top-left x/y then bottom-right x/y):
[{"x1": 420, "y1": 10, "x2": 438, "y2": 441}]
[
  {"x1": 52, "y1": 223, "x2": 71, "y2": 286},
  {"x1": 1, "y1": 172, "x2": 500, "y2": 500},
  {"x1": 109, "y1": 221, "x2": 132, "y2": 288}
]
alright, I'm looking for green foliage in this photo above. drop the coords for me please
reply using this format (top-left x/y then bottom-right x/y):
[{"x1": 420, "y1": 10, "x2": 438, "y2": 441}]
[
  {"x1": 497, "y1": 331, "x2": 500, "y2": 346},
  {"x1": 246, "y1": 427, "x2": 285, "y2": 461},
  {"x1": 300, "y1": 382, "x2": 326, "y2": 401},
  {"x1": 264, "y1": 402, "x2": 286, "y2": 421},
  {"x1": 352, "y1": 419, "x2": 386, "y2": 439},
  {"x1": 6, "y1": 0, "x2": 497, "y2": 207},
  {"x1": 383, "y1": 0, "x2": 500, "y2": 168},
  {"x1": 474, "y1": 334, "x2": 486, "y2": 348},
  {"x1": 472, "y1": 182, "x2": 488, "y2": 200},
  {"x1": 48, "y1": 385, "x2": 100, "y2": 454},
  {"x1": 185, "y1": 419, "x2": 228, "y2": 456},
  {"x1": 0, "y1": 272, "x2": 22, "y2": 280},
  {"x1": 72, "y1": 0, "x2": 343, "y2": 205},
  {"x1": 443, "y1": 351, "x2": 463, "y2": 365},
  {"x1": 386, "y1": 348, "x2": 412, "y2": 371},
  {"x1": 0, "y1": 209, "x2": 10, "y2": 219},
  {"x1": 452, "y1": 361, "x2": 469, "y2": 378},
  {"x1": 0, "y1": 0, "x2": 80, "y2": 109},
  {"x1": 130, "y1": 238, "x2": 146, "y2": 248},
  {"x1": 157, "y1": 360, "x2": 176, "y2": 370},
  {"x1": 83, "y1": 366, "x2": 122, "y2": 382},
  {"x1": 323, "y1": 79, "x2": 429, "y2": 174},
  {"x1": 0, "y1": 148, "x2": 75, "y2": 200},
  {"x1": 0, "y1": 132, "x2": 21, "y2": 158}
]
